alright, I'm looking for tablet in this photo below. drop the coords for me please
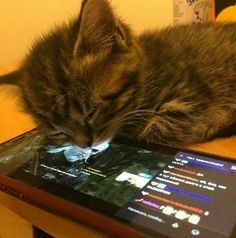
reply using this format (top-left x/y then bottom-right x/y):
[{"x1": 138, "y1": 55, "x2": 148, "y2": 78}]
[{"x1": 0, "y1": 129, "x2": 235, "y2": 238}]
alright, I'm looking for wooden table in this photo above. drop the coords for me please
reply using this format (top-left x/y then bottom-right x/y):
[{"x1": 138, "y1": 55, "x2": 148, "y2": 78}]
[{"x1": 0, "y1": 63, "x2": 235, "y2": 237}]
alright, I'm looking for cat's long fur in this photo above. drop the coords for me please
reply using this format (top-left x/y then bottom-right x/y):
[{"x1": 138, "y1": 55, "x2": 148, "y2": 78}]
[{"x1": 1, "y1": 0, "x2": 236, "y2": 147}]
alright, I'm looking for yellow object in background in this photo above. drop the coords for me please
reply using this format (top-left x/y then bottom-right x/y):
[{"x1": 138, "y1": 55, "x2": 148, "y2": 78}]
[{"x1": 216, "y1": 4, "x2": 236, "y2": 22}]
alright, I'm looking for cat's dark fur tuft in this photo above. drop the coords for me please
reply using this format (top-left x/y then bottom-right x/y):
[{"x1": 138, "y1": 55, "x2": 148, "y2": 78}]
[
  {"x1": 0, "y1": 70, "x2": 20, "y2": 85},
  {"x1": 1, "y1": 0, "x2": 236, "y2": 147}
]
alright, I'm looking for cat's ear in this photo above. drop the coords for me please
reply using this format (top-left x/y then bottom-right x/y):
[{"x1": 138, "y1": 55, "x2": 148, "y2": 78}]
[{"x1": 74, "y1": 0, "x2": 127, "y2": 55}]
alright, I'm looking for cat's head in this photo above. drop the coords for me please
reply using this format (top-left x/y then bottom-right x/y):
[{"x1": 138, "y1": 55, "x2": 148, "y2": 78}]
[{"x1": 20, "y1": 0, "x2": 145, "y2": 148}]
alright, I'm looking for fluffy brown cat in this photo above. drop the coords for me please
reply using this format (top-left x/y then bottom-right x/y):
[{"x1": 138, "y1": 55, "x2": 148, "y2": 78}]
[{"x1": 1, "y1": 0, "x2": 236, "y2": 148}]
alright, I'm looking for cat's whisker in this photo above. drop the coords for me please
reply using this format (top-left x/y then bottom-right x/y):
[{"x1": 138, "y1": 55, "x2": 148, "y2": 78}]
[
  {"x1": 112, "y1": 115, "x2": 144, "y2": 130},
  {"x1": 121, "y1": 109, "x2": 157, "y2": 119}
]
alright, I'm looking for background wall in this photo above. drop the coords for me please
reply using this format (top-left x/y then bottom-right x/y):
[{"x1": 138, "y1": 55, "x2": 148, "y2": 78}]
[{"x1": 0, "y1": 0, "x2": 173, "y2": 67}]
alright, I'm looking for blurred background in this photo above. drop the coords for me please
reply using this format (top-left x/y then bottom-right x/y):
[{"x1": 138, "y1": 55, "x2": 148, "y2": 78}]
[
  {"x1": 0, "y1": 0, "x2": 173, "y2": 67},
  {"x1": 0, "y1": 0, "x2": 235, "y2": 67}
]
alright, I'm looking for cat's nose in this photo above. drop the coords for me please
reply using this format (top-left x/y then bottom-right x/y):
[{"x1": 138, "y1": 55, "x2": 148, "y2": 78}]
[
  {"x1": 75, "y1": 137, "x2": 92, "y2": 148},
  {"x1": 78, "y1": 140, "x2": 92, "y2": 148},
  {"x1": 74, "y1": 131, "x2": 93, "y2": 148}
]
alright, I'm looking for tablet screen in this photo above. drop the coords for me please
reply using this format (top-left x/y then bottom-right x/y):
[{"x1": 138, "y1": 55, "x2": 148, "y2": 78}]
[{"x1": 0, "y1": 130, "x2": 235, "y2": 238}]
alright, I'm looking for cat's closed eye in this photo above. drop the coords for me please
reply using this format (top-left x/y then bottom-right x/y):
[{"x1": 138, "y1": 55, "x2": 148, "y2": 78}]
[{"x1": 46, "y1": 126, "x2": 72, "y2": 145}]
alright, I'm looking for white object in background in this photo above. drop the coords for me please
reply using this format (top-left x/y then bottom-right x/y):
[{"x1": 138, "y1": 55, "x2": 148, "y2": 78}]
[{"x1": 173, "y1": 0, "x2": 214, "y2": 25}]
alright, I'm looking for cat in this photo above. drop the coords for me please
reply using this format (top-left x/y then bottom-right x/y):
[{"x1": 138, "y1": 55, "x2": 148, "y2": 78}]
[{"x1": 1, "y1": 0, "x2": 236, "y2": 148}]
